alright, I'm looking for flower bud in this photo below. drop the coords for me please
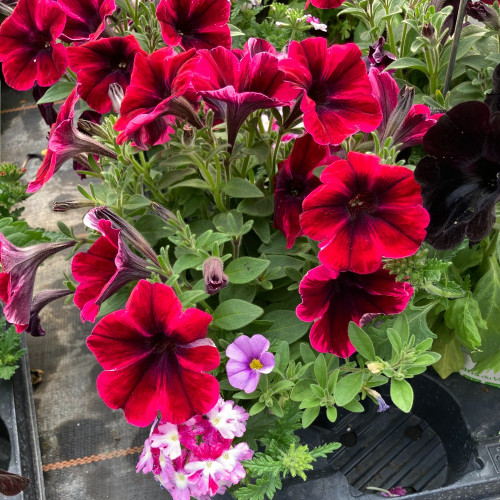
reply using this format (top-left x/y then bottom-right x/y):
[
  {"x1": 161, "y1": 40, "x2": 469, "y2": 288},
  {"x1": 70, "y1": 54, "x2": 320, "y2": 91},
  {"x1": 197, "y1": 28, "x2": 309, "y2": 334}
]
[
  {"x1": 53, "y1": 199, "x2": 95, "y2": 212},
  {"x1": 182, "y1": 124, "x2": 195, "y2": 146},
  {"x1": 77, "y1": 119, "x2": 108, "y2": 140},
  {"x1": 466, "y1": 1, "x2": 500, "y2": 30},
  {"x1": 366, "y1": 362, "x2": 385, "y2": 374},
  {"x1": 108, "y1": 83, "x2": 125, "y2": 114},
  {"x1": 151, "y1": 202, "x2": 179, "y2": 224},
  {"x1": 382, "y1": 85, "x2": 415, "y2": 143},
  {"x1": 203, "y1": 257, "x2": 228, "y2": 295},
  {"x1": 422, "y1": 23, "x2": 436, "y2": 40}
]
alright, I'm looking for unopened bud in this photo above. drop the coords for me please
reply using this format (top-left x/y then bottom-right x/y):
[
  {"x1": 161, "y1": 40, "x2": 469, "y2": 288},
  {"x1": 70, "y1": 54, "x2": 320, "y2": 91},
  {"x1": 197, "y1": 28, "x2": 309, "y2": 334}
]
[
  {"x1": 466, "y1": 1, "x2": 500, "y2": 30},
  {"x1": 183, "y1": 124, "x2": 195, "y2": 146},
  {"x1": 366, "y1": 362, "x2": 385, "y2": 374},
  {"x1": 77, "y1": 119, "x2": 108, "y2": 140},
  {"x1": 203, "y1": 257, "x2": 228, "y2": 295},
  {"x1": 108, "y1": 83, "x2": 125, "y2": 114},
  {"x1": 382, "y1": 85, "x2": 415, "y2": 143},
  {"x1": 53, "y1": 199, "x2": 95, "y2": 212},
  {"x1": 151, "y1": 202, "x2": 179, "y2": 224},
  {"x1": 422, "y1": 23, "x2": 436, "y2": 39}
]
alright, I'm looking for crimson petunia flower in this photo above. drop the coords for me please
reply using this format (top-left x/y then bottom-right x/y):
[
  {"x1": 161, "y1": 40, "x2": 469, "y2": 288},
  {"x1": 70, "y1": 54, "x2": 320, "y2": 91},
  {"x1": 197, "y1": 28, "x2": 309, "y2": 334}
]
[
  {"x1": 279, "y1": 38, "x2": 382, "y2": 145},
  {"x1": 296, "y1": 265, "x2": 413, "y2": 356},
  {"x1": 27, "y1": 89, "x2": 118, "y2": 193},
  {"x1": 58, "y1": 0, "x2": 116, "y2": 42},
  {"x1": 0, "y1": 0, "x2": 68, "y2": 90},
  {"x1": 300, "y1": 151, "x2": 429, "y2": 274},
  {"x1": 305, "y1": 0, "x2": 346, "y2": 7},
  {"x1": 67, "y1": 35, "x2": 147, "y2": 114},
  {"x1": 72, "y1": 218, "x2": 152, "y2": 323},
  {"x1": 115, "y1": 47, "x2": 200, "y2": 150},
  {"x1": 156, "y1": 0, "x2": 231, "y2": 51},
  {"x1": 415, "y1": 101, "x2": 500, "y2": 250},
  {"x1": 87, "y1": 279, "x2": 220, "y2": 426},
  {"x1": 274, "y1": 134, "x2": 329, "y2": 249},
  {"x1": 192, "y1": 44, "x2": 298, "y2": 147},
  {"x1": 0, "y1": 235, "x2": 76, "y2": 329},
  {"x1": 368, "y1": 68, "x2": 442, "y2": 150}
]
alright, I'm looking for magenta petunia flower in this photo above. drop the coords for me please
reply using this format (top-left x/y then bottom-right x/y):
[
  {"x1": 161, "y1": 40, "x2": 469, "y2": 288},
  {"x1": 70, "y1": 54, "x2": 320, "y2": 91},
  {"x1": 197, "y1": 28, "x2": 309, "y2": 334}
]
[
  {"x1": 279, "y1": 38, "x2": 382, "y2": 145},
  {"x1": 300, "y1": 151, "x2": 429, "y2": 274},
  {"x1": 58, "y1": 0, "x2": 116, "y2": 42},
  {"x1": 72, "y1": 218, "x2": 152, "y2": 323},
  {"x1": 296, "y1": 265, "x2": 413, "y2": 356},
  {"x1": 115, "y1": 47, "x2": 199, "y2": 150},
  {"x1": 368, "y1": 68, "x2": 442, "y2": 150},
  {"x1": 0, "y1": 0, "x2": 68, "y2": 90},
  {"x1": 0, "y1": 235, "x2": 76, "y2": 330},
  {"x1": 225, "y1": 334, "x2": 275, "y2": 393},
  {"x1": 305, "y1": 0, "x2": 346, "y2": 7},
  {"x1": 27, "y1": 89, "x2": 118, "y2": 193},
  {"x1": 192, "y1": 44, "x2": 298, "y2": 147},
  {"x1": 156, "y1": 0, "x2": 231, "y2": 51},
  {"x1": 87, "y1": 279, "x2": 220, "y2": 426},
  {"x1": 67, "y1": 35, "x2": 147, "y2": 114},
  {"x1": 274, "y1": 134, "x2": 329, "y2": 249}
]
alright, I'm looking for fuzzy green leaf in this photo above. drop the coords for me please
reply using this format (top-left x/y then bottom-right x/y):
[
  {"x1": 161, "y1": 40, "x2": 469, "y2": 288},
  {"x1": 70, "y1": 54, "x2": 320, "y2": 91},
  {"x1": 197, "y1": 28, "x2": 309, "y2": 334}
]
[
  {"x1": 390, "y1": 379, "x2": 414, "y2": 413},
  {"x1": 334, "y1": 372, "x2": 364, "y2": 406},
  {"x1": 348, "y1": 322, "x2": 376, "y2": 360},
  {"x1": 225, "y1": 257, "x2": 270, "y2": 284},
  {"x1": 212, "y1": 300, "x2": 263, "y2": 330}
]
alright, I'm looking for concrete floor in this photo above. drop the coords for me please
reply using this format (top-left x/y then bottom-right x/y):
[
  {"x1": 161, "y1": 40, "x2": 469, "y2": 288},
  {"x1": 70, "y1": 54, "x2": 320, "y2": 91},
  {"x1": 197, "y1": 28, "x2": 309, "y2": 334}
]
[{"x1": 1, "y1": 84, "x2": 166, "y2": 499}]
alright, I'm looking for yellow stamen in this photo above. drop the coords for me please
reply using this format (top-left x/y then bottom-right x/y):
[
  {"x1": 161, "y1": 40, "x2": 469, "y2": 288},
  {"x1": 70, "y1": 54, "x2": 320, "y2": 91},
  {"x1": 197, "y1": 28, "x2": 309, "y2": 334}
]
[{"x1": 249, "y1": 358, "x2": 263, "y2": 370}]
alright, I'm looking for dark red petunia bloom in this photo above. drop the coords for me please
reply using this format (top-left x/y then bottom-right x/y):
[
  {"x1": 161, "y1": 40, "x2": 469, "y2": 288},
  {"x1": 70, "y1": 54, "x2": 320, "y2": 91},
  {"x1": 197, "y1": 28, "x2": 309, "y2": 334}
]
[
  {"x1": 0, "y1": 234, "x2": 75, "y2": 330},
  {"x1": 58, "y1": 0, "x2": 116, "y2": 42},
  {"x1": 115, "y1": 47, "x2": 200, "y2": 150},
  {"x1": 300, "y1": 151, "x2": 429, "y2": 274},
  {"x1": 67, "y1": 35, "x2": 146, "y2": 114},
  {"x1": 279, "y1": 38, "x2": 382, "y2": 145},
  {"x1": 305, "y1": 0, "x2": 346, "y2": 7},
  {"x1": 415, "y1": 101, "x2": 500, "y2": 250},
  {"x1": 156, "y1": 0, "x2": 231, "y2": 50},
  {"x1": 0, "y1": 0, "x2": 68, "y2": 90},
  {"x1": 296, "y1": 265, "x2": 413, "y2": 356},
  {"x1": 368, "y1": 68, "x2": 442, "y2": 150},
  {"x1": 72, "y1": 217, "x2": 152, "y2": 323},
  {"x1": 274, "y1": 134, "x2": 329, "y2": 249},
  {"x1": 192, "y1": 44, "x2": 298, "y2": 147},
  {"x1": 27, "y1": 89, "x2": 118, "y2": 193},
  {"x1": 87, "y1": 279, "x2": 220, "y2": 426}
]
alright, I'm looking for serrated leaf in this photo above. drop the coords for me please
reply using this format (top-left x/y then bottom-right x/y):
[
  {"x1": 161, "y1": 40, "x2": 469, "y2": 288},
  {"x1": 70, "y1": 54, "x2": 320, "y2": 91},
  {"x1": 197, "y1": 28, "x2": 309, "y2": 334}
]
[
  {"x1": 348, "y1": 322, "x2": 376, "y2": 360},
  {"x1": 334, "y1": 372, "x2": 364, "y2": 406},
  {"x1": 212, "y1": 299, "x2": 263, "y2": 330},
  {"x1": 390, "y1": 379, "x2": 414, "y2": 413}
]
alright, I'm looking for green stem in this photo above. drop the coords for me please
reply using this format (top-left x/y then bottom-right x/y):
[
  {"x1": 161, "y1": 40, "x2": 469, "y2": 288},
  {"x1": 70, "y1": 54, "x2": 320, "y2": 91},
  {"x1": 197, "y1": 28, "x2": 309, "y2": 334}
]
[
  {"x1": 386, "y1": 15, "x2": 397, "y2": 56},
  {"x1": 269, "y1": 131, "x2": 283, "y2": 194}
]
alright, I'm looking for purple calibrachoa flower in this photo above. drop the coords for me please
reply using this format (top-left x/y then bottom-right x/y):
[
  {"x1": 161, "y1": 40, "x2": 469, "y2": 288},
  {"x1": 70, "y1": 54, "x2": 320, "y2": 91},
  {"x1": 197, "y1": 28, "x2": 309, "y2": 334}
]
[
  {"x1": 0, "y1": 235, "x2": 76, "y2": 330},
  {"x1": 226, "y1": 334, "x2": 275, "y2": 393}
]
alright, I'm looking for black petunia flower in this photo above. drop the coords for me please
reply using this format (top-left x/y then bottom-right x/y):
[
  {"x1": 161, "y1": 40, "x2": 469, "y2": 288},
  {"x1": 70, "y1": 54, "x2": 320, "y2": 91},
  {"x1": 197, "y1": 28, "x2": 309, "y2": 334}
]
[{"x1": 414, "y1": 101, "x2": 500, "y2": 250}]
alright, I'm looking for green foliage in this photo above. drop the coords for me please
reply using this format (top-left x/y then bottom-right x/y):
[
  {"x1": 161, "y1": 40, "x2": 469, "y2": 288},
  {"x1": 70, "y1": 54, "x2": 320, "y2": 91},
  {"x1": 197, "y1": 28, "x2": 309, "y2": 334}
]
[
  {"x1": 0, "y1": 162, "x2": 30, "y2": 220},
  {"x1": 0, "y1": 314, "x2": 26, "y2": 380}
]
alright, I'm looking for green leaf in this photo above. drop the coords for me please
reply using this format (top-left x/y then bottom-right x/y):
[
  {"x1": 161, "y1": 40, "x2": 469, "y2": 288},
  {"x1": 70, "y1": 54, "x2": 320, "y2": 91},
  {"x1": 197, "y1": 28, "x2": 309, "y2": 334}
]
[
  {"x1": 393, "y1": 314, "x2": 409, "y2": 344},
  {"x1": 334, "y1": 372, "x2": 364, "y2": 407},
  {"x1": 171, "y1": 179, "x2": 211, "y2": 190},
  {"x1": 390, "y1": 379, "x2": 414, "y2": 413},
  {"x1": 173, "y1": 254, "x2": 203, "y2": 274},
  {"x1": 299, "y1": 396, "x2": 321, "y2": 409},
  {"x1": 225, "y1": 257, "x2": 270, "y2": 284},
  {"x1": 386, "y1": 57, "x2": 428, "y2": 71},
  {"x1": 238, "y1": 196, "x2": 274, "y2": 216},
  {"x1": 404, "y1": 300, "x2": 439, "y2": 343},
  {"x1": 219, "y1": 283, "x2": 256, "y2": 303},
  {"x1": 387, "y1": 328, "x2": 403, "y2": 355},
  {"x1": 326, "y1": 406, "x2": 338, "y2": 423},
  {"x1": 123, "y1": 194, "x2": 151, "y2": 211},
  {"x1": 223, "y1": 178, "x2": 264, "y2": 198},
  {"x1": 36, "y1": 81, "x2": 76, "y2": 104},
  {"x1": 444, "y1": 295, "x2": 486, "y2": 351},
  {"x1": 290, "y1": 378, "x2": 316, "y2": 402},
  {"x1": 179, "y1": 290, "x2": 209, "y2": 308},
  {"x1": 252, "y1": 218, "x2": 271, "y2": 244},
  {"x1": 262, "y1": 310, "x2": 310, "y2": 343},
  {"x1": 212, "y1": 299, "x2": 263, "y2": 330},
  {"x1": 314, "y1": 355, "x2": 327, "y2": 388},
  {"x1": 412, "y1": 353, "x2": 441, "y2": 366},
  {"x1": 348, "y1": 322, "x2": 376, "y2": 360},
  {"x1": 302, "y1": 406, "x2": 320, "y2": 428},
  {"x1": 300, "y1": 343, "x2": 316, "y2": 364},
  {"x1": 249, "y1": 402, "x2": 266, "y2": 416},
  {"x1": 432, "y1": 331, "x2": 465, "y2": 379},
  {"x1": 135, "y1": 214, "x2": 171, "y2": 246},
  {"x1": 341, "y1": 399, "x2": 365, "y2": 412},
  {"x1": 275, "y1": 341, "x2": 290, "y2": 373}
]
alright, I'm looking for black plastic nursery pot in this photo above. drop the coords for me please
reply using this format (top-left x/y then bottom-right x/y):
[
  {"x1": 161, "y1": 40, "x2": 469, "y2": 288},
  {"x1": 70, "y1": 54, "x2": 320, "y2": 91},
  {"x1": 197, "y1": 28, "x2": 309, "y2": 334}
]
[
  {"x1": 275, "y1": 371, "x2": 500, "y2": 500},
  {"x1": 0, "y1": 336, "x2": 45, "y2": 500}
]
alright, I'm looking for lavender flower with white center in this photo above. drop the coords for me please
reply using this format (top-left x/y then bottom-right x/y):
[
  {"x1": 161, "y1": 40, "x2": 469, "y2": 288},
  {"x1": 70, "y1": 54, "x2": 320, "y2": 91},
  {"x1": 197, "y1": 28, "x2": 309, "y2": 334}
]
[{"x1": 225, "y1": 334, "x2": 275, "y2": 393}]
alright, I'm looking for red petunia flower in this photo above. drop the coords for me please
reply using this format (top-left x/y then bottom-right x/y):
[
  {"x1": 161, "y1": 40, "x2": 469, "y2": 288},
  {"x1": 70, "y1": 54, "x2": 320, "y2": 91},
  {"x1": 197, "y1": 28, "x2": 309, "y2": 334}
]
[
  {"x1": 87, "y1": 280, "x2": 220, "y2": 426},
  {"x1": 274, "y1": 134, "x2": 329, "y2": 249},
  {"x1": 0, "y1": 0, "x2": 68, "y2": 90},
  {"x1": 279, "y1": 38, "x2": 382, "y2": 145},
  {"x1": 157, "y1": 0, "x2": 231, "y2": 50},
  {"x1": 192, "y1": 44, "x2": 298, "y2": 147},
  {"x1": 300, "y1": 151, "x2": 429, "y2": 274},
  {"x1": 296, "y1": 265, "x2": 413, "y2": 356},
  {"x1": 0, "y1": 235, "x2": 75, "y2": 330},
  {"x1": 72, "y1": 217, "x2": 152, "y2": 323},
  {"x1": 305, "y1": 0, "x2": 346, "y2": 7},
  {"x1": 27, "y1": 89, "x2": 118, "y2": 193},
  {"x1": 115, "y1": 47, "x2": 200, "y2": 150},
  {"x1": 368, "y1": 68, "x2": 442, "y2": 150},
  {"x1": 67, "y1": 35, "x2": 146, "y2": 114},
  {"x1": 58, "y1": 0, "x2": 116, "y2": 42}
]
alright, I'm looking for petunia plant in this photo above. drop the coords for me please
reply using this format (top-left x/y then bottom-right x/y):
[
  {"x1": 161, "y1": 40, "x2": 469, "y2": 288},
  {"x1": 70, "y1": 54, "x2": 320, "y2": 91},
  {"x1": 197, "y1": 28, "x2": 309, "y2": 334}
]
[{"x1": 1, "y1": 0, "x2": 500, "y2": 498}]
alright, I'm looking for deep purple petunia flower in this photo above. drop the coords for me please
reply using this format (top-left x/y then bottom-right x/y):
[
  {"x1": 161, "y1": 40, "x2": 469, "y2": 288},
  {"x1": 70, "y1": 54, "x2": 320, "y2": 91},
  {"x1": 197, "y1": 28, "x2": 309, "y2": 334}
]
[
  {"x1": 226, "y1": 334, "x2": 275, "y2": 393},
  {"x1": 274, "y1": 134, "x2": 329, "y2": 249},
  {"x1": 366, "y1": 37, "x2": 396, "y2": 72},
  {"x1": 415, "y1": 101, "x2": 500, "y2": 249},
  {"x1": 0, "y1": 235, "x2": 76, "y2": 330},
  {"x1": 0, "y1": 0, "x2": 68, "y2": 90}
]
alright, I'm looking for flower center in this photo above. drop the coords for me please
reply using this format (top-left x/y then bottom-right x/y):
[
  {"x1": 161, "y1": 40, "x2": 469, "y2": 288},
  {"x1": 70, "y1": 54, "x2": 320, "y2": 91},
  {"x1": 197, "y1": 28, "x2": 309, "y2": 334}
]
[
  {"x1": 285, "y1": 179, "x2": 304, "y2": 197},
  {"x1": 118, "y1": 61, "x2": 127, "y2": 69},
  {"x1": 347, "y1": 192, "x2": 376, "y2": 218},
  {"x1": 44, "y1": 41, "x2": 51, "y2": 49},
  {"x1": 250, "y1": 358, "x2": 263, "y2": 370},
  {"x1": 206, "y1": 461, "x2": 213, "y2": 468},
  {"x1": 150, "y1": 336, "x2": 176, "y2": 354}
]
